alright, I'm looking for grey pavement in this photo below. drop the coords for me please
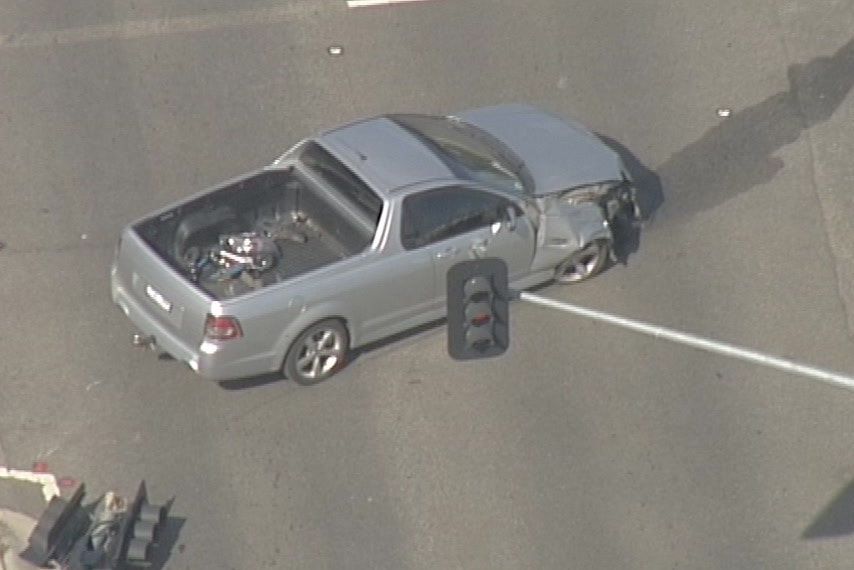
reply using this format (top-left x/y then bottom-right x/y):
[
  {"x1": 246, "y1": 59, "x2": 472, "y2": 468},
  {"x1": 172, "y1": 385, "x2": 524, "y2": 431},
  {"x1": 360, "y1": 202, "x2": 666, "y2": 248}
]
[
  {"x1": 0, "y1": 510, "x2": 38, "y2": 570},
  {"x1": 0, "y1": 477, "x2": 47, "y2": 521},
  {"x1": 0, "y1": 477, "x2": 49, "y2": 570}
]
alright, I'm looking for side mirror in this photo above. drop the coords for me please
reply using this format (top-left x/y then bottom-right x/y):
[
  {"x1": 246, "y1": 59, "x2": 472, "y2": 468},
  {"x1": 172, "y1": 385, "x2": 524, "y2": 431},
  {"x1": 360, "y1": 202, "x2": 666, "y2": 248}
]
[{"x1": 505, "y1": 206, "x2": 517, "y2": 232}]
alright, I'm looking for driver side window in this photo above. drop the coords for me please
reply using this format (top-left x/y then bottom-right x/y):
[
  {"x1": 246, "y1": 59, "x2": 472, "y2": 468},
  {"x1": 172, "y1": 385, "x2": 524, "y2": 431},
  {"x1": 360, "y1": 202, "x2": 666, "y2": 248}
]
[{"x1": 401, "y1": 186, "x2": 514, "y2": 250}]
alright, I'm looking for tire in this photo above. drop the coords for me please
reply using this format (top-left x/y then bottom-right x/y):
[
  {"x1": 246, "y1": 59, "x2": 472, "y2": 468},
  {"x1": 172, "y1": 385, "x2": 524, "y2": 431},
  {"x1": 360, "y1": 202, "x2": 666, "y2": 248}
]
[
  {"x1": 555, "y1": 239, "x2": 610, "y2": 284},
  {"x1": 283, "y1": 319, "x2": 349, "y2": 386}
]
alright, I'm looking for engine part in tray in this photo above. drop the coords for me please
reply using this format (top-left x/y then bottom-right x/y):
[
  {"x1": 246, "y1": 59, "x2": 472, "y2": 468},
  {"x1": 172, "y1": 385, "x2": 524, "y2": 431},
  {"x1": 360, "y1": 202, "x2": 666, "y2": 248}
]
[
  {"x1": 182, "y1": 232, "x2": 279, "y2": 284},
  {"x1": 181, "y1": 213, "x2": 313, "y2": 285}
]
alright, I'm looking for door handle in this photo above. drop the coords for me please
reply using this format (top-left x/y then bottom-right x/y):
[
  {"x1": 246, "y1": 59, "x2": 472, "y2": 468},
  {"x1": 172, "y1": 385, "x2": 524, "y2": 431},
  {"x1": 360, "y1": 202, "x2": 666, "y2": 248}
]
[
  {"x1": 435, "y1": 246, "x2": 459, "y2": 259},
  {"x1": 470, "y1": 239, "x2": 489, "y2": 257}
]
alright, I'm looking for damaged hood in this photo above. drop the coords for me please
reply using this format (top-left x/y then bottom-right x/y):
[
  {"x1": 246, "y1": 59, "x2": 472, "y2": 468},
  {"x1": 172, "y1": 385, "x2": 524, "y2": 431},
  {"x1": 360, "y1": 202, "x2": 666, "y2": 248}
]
[{"x1": 453, "y1": 103, "x2": 625, "y2": 196}]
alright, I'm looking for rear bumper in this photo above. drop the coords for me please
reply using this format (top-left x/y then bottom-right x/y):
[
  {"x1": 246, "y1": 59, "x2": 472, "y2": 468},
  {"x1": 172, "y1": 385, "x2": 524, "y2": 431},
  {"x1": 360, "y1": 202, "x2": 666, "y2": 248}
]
[
  {"x1": 111, "y1": 267, "x2": 203, "y2": 371},
  {"x1": 111, "y1": 267, "x2": 276, "y2": 382}
]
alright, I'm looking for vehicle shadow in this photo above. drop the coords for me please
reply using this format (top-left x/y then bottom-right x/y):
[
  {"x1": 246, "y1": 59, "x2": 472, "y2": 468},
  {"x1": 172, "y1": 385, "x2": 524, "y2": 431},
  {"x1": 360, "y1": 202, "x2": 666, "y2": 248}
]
[
  {"x1": 347, "y1": 317, "x2": 448, "y2": 367},
  {"x1": 218, "y1": 318, "x2": 450, "y2": 390},
  {"x1": 802, "y1": 477, "x2": 854, "y2": 540},
  {"x1": 218, "y1": 325, "x2": 452, "y2": 390},
  {"x1": 218, "y1": 371, "x2": 285, "y2": 391},
  {"x1": 655, "y1": 35, "x2": 854, "y2": 225}
]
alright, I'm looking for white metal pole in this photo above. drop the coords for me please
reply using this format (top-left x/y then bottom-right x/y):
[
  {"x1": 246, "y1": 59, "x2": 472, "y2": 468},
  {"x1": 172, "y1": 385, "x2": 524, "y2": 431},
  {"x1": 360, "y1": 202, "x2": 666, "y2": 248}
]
[{"x1": 519, "y1": 291, "x2": 854, "y2": 392}]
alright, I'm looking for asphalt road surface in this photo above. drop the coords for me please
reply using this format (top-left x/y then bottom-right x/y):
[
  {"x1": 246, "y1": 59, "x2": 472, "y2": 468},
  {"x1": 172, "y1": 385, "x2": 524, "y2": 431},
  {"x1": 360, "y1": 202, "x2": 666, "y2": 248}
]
[{"x1": 2, "y1": 1, "x2": 854, "y2": 569}]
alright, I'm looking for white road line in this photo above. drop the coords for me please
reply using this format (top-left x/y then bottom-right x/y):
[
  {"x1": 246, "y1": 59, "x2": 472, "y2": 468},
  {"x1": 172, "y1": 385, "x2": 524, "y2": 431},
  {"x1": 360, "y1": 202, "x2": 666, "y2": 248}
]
[
  {"x1": 520, "y1": 291, "x2": 854, "y2": 393},
  {"x1": 347, "y1": 0, "x2": 439, "y2": 7},
  {"x1": 0, "y1": 2, "x2": 316, "y2": 50},
  {"x1": 0, "y1": 467, "x2": 60, "y2": 502}
]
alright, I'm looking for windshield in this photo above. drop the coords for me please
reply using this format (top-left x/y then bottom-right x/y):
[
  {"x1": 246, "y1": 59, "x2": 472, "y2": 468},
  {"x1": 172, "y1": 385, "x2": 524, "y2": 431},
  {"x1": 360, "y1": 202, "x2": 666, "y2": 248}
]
[{"x1": 390, "y1": 114, "x2": 528, "y2": 195}]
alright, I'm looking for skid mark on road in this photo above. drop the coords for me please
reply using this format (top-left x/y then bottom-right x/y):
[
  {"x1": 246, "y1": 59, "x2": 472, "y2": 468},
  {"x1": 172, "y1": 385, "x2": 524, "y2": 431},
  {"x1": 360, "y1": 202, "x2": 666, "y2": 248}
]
[{"x1": 0, "y1": 2, "x2": 318, "y2": 50}]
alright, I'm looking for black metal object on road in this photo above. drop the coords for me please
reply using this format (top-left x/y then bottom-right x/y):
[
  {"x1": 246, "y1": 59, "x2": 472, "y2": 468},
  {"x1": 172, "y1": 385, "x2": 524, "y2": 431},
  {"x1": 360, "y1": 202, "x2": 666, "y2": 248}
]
[
  {"x1": 110, "y1": 481, "x2": 170, "y2": 569},
  {"x1": 18, "y1": 481, "x2": 174, "y2": 570}
]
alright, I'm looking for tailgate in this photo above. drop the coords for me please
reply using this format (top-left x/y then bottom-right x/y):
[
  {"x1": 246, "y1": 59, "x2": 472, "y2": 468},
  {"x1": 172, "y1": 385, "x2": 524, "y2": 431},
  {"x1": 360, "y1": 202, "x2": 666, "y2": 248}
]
[{"x1": 112, "y1": 227, "x2": 213, "y2": 349}]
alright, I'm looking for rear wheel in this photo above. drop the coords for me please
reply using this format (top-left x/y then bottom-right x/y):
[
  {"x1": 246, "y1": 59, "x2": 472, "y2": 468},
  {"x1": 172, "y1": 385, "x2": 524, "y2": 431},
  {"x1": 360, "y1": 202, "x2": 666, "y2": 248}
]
[
  {"x1": 283, "y1": 319, "x2": 349, "y2": 386},
  {"x1": 555, "y1": 239, "x2": 610, "y2": 284}
]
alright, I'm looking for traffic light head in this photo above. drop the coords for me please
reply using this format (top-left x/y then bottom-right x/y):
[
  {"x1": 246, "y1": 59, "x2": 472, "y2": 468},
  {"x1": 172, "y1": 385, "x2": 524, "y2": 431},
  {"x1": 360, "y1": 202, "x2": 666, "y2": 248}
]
[
  {"x1": 111, "y1": 481, "x2": 170, "y2": 569},
  {"x1": 21, "y1": 483, "x2": 90, "y2": 568},
  {"x1": 446, "y1": 258, "x2": 511, "y2": 360}
]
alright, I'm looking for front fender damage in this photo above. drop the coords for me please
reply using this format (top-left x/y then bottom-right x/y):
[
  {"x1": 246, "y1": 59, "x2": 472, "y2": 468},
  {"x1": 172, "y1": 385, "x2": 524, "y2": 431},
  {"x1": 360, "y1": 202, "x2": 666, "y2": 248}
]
[{"x1": 531, "y1": 199, "x2": 612, "y2": 271}]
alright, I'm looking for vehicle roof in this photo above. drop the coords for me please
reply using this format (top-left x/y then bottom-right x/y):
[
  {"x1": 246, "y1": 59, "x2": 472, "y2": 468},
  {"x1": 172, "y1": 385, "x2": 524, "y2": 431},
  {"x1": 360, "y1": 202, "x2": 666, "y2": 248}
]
[{"x1": 314, "y1": 116, "x2": 456, "y2": 198}]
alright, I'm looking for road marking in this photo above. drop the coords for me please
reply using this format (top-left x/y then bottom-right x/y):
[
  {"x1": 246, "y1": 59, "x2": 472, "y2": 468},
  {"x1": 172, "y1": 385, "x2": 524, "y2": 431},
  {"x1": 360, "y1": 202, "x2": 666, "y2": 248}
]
[
  {"x1": 520, "y1": 291, "x2": 854, "y2": 393},
  {"x1": 0, "y1": 0, "x2": 449, "y2": 50},
  {"x1": 0, "y1": 2, "x2": 316, "y2": 50},
  {"x1": 0, "y1": 467, "x2": 60, "y2": 502},
  {"x1": 347, "y1": 0, "x2": 440, "y2": 7}
]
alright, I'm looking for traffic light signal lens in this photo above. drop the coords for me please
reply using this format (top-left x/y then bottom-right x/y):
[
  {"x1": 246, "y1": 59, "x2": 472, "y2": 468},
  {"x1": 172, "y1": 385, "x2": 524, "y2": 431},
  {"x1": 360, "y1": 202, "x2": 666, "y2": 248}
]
[
  {"x1": 126, "y1": 538, "x2": 151, "y2": 563},
  {"x1": 465, "y1": 327, "x2": 496, "y2": 351},
  {"x1": 132, "y1": 520, "x2": 158, "y2": 542},
  {"x1": 471, "y1": 314, "x2": 491, "y2": 326},
  {"x1": 139, "y1": 503, "x2": 166, "y2": 525},
  {"x1": 464, "y1": 300, "x2": 493, "y2": 326}
]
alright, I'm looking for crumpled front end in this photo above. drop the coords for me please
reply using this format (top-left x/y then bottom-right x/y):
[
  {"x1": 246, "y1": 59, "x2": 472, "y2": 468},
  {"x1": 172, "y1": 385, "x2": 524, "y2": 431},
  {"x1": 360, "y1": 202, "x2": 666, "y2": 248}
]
[
  {"x1": 530, "y1": 176, "x2": 641, "y2": 271},
  {"x1": 561, "y1": 177, "x2": 640, "y2": 223}
]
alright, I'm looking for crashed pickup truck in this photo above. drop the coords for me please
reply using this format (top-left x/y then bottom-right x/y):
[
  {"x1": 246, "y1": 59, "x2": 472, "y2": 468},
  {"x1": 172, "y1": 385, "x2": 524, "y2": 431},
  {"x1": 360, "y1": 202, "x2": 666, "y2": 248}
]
[{"x1": 111, "y1": 104, "x2": 640, "y2": 385}]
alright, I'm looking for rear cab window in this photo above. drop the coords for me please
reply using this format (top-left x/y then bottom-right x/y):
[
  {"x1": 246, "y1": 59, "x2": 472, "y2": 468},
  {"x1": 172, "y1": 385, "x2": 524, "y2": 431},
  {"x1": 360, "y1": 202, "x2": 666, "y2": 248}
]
[{"x1": 298, "y1": 142, "x2": 384, "y2": 228}]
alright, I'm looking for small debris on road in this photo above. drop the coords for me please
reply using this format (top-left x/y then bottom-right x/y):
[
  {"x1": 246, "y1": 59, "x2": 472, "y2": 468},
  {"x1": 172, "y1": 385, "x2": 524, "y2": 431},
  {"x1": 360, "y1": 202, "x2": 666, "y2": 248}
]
[
  {"x1": 716, "y1": 107, "x2": 732, "y2": 117},
  {"x1": 57, "y1": 477, "x2": 76, "y2": 489}
]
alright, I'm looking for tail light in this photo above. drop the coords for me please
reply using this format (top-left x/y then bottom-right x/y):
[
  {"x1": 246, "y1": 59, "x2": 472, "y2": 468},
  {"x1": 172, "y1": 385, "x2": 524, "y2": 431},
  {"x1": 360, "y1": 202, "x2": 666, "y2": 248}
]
[{"x1": 204, "y1": 314, "x2": 242, "y2": 341}]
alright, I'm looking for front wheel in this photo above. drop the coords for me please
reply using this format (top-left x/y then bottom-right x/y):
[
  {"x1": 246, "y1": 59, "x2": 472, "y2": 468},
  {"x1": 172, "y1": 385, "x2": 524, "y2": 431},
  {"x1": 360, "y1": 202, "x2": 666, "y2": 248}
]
[
  {"x1": 283, "y1": 319, "x2": 350, "y2": 386},
  {"x1": 555, "y1": 239, "x2": 610, "y2": 284}
]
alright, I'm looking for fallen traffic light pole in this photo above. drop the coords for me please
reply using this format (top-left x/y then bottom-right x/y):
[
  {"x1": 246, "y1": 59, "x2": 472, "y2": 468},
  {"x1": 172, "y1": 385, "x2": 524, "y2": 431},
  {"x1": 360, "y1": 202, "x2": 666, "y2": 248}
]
[{"x1": 446, "y1": 258, "x2": 854, "y2": 391}]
